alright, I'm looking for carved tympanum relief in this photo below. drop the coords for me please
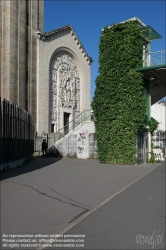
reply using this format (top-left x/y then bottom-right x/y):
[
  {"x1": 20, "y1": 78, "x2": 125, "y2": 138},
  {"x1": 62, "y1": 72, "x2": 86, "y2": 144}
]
[{"x1": 50, "y1": 52, "x2": 80, "y2": 131}]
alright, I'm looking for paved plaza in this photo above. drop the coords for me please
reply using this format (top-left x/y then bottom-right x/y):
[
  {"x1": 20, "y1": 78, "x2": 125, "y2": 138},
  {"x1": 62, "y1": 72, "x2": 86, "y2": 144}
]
[{"x1": 0, "y1": 157, "x2": 165, "y2": 249}]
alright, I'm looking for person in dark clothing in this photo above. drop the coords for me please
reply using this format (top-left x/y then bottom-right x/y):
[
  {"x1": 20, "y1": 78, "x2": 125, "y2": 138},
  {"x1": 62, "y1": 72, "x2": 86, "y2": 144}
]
[{"x1": 42, "y1": 139, "x2": 48, "y2": 158}]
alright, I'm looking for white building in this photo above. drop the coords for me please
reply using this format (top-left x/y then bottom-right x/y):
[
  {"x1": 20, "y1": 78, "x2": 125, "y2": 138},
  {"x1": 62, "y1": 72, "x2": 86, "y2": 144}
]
[{"x1": 151, "y1": 101, "x2": 166, "y2": 131}]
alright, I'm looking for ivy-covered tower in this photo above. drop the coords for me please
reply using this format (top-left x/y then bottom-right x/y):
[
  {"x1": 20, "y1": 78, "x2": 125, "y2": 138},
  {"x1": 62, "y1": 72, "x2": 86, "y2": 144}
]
[{"x1": 92, "y1": 17, "x2": 162, "y2": 164}]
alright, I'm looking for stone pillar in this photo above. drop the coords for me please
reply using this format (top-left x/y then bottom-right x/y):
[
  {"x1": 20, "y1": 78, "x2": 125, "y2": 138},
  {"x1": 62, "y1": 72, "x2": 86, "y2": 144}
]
[
  {"x1": 28, "y1": 0, "x2": 44, "y2": 129},
  {"x1": 10, "y1": 0, "x2": 19, "y2": 104},
  {"x1": 0, "y1": 0, "x2": 44, "y2": 131},
  {"x1": 0, "y1": 0, "x2": 2, "y2": 97},
  {"x1": 1, "y1": 0, "x2": 26, "y2": 107},
  {"x1": 18, "y1": 0, "x2": 27, "y2": 109},
  {"x1": 1, "y1": 0, "x2": 14, "y2": 101}
]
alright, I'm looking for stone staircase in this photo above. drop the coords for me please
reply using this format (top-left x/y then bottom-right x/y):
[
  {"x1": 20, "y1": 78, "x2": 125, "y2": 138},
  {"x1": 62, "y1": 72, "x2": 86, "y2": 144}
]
[{"x1": 38, "y1": 110, "x2": 96, "y2": 158}]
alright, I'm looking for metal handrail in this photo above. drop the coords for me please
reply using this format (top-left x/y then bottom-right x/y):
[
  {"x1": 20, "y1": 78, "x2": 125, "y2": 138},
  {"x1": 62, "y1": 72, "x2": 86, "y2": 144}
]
[
  {"x1": 145, "y1": 50, "x2": 166, "y2": 55},
  {"x1": 143, "y1": 50, "x2": 166, "y2": 67},
  {"x1": 50, "y1": 110, "x2": 93, "y2": 143},
  {"x1": 38, "y1": 110, "x2": 94, "y2": 154}
]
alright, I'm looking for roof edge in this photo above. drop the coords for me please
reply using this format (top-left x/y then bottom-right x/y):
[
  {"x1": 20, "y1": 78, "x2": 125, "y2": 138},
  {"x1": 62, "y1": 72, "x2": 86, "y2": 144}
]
[
  {"x1": 36, "y1": 26, "x2": 93, "y2": 65},
  {"x1": 102, "y1": 17, "x2": 146, "y2": 31},
  {"x1": 135, "y1": 64, "x2": 166, "y2": 72}
]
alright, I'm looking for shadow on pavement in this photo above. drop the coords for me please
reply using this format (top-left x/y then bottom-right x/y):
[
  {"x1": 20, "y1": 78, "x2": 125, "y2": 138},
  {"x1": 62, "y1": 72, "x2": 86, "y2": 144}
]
[{"x1": 0, "y1": 156, "x2": 62, "y2": 181}]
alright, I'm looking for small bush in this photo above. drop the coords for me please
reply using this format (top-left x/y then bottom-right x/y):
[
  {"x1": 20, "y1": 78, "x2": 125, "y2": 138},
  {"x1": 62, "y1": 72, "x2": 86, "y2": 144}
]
[{"x1": 147, "y1": 152, "x2": 156, "y2": 163}]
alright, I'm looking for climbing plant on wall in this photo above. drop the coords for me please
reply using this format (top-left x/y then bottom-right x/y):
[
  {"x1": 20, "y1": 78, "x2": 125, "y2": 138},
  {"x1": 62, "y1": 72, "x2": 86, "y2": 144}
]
[{"x1": 92, "y1": 20, "x2": 146, "y2": 164}]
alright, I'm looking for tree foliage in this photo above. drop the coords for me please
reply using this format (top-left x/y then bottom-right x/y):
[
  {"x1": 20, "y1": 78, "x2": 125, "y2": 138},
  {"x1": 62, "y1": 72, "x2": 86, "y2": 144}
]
[
  {"x1": 92, "y1": 20, "x2": 146, "y2": 164},
  {"x1": 149, "y1": 117, "x2": 159, "y2": 135}
]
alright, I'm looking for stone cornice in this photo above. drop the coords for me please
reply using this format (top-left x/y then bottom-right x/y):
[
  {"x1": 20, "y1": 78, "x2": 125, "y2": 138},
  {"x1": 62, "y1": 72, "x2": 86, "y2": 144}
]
[{"x1": 36, "y1": 25, "x2": 93, "y2": 65}]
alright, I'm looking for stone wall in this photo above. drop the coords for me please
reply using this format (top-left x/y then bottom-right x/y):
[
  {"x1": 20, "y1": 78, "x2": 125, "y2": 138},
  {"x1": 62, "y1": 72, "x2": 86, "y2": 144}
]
[{"x1": 0, "y1": 0, "x2": 44, "y2": 131}]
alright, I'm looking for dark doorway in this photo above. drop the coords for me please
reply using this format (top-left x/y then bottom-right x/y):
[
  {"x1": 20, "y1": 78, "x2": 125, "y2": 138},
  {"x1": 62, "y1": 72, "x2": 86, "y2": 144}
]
[
  {"x1": 64, "y1": 113, "x2": 70, "y2": 135},
  {"x1": 137, "y1": 130, "x2": 147, "y2": 164},
  {"x1": 51, "y1": 124, "x2": 54, "y2": 133}
]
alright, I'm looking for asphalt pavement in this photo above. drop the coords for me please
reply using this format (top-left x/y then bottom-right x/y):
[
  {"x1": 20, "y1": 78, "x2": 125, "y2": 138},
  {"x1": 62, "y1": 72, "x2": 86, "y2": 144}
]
[
  {"x1": 58, "y1": 162, "x2": 165, "y2": 250},
  {"x1": 0, "y1": 157, "x2": 165, "y2": 250}
]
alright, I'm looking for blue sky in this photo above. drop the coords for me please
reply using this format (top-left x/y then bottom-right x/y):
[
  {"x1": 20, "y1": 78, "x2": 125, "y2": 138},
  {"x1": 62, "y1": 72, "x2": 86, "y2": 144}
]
[{"x1": 44, "y1": 0, "x2": 166, "y2": 101}]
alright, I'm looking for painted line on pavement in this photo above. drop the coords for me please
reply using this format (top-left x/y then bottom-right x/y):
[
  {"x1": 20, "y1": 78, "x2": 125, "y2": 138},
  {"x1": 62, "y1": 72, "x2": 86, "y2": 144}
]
[{"x1": 37, "y1": 163, "x2": 161, "y2": 250}]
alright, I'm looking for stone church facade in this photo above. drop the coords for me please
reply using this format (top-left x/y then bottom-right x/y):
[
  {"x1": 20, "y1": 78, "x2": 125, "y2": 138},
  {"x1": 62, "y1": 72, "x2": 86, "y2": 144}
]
[
  {"x1": 36, "y1": 26, "x2": 92, "y2": 135},
  {"x1": 0, "y1": 0, "x2": 92, "y2": 136}
]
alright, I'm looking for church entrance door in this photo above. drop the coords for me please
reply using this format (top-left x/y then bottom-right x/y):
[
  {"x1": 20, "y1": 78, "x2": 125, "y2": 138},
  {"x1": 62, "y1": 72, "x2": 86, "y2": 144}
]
[{"x1": 64, "y1": 112, "x2": 70, "y2": 135}]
